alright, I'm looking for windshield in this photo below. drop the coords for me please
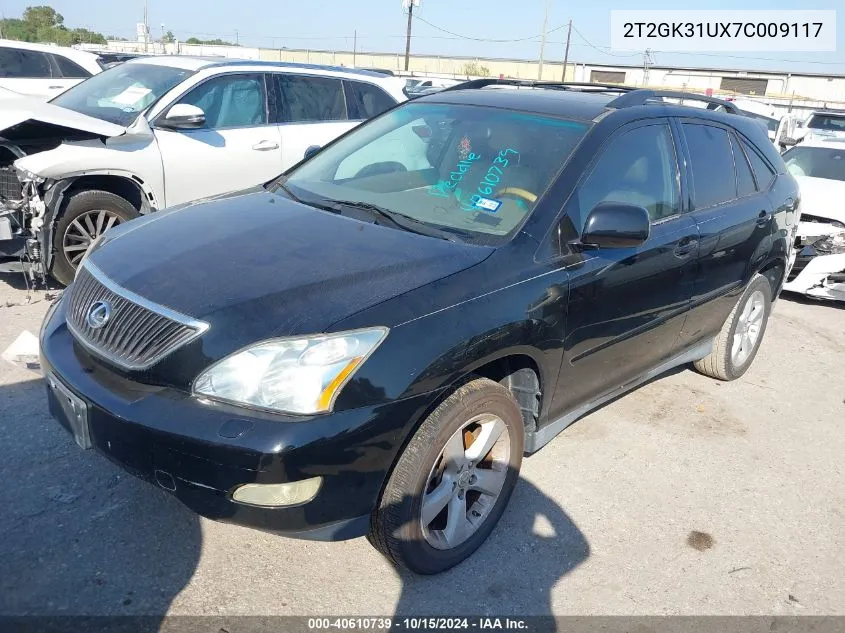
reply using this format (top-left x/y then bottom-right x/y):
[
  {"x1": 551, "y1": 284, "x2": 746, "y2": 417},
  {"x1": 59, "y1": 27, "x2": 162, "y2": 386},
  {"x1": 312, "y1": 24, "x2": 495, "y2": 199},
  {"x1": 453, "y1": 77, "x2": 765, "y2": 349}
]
[
  {"x1": 51, "y1": 63, "x2": 193, "y2": 126},
  {"x1": 807, "y1": 114, "x2": 845, "y2": 132},
  {"x1": 278, "y1": 102, "x2": 589, "y2": 244},
  {"x1": 784, "y1": 146, "x2": 845, "y2": 181}
]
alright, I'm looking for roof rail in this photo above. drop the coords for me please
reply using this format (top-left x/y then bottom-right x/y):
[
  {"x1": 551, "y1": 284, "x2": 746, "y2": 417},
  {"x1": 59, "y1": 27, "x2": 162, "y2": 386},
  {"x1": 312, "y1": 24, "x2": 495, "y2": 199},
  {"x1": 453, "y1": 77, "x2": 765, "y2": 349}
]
[
  {"x1": 607, "y1": 89, "x2": 740, "y2": 114},
  {"x1": 440, "y1": 78, "x2": 635, "y2": 94}
]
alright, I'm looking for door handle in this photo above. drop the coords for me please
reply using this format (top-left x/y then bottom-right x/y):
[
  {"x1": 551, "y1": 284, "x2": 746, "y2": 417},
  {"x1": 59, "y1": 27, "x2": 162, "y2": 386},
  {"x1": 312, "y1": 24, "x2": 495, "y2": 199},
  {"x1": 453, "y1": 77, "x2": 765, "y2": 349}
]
[
  {"x1": 673, "y1": 238, "x2": 698, "y2": 258},
  {"x1": 48, "y1": 85, "x2": 64, "y2": 89},
  {"x1": 756, "y1": 210, "x2": 772, "y2": 227},
  {"x1": 252, "y1": 140, "x2": 280, "y2": 151}
]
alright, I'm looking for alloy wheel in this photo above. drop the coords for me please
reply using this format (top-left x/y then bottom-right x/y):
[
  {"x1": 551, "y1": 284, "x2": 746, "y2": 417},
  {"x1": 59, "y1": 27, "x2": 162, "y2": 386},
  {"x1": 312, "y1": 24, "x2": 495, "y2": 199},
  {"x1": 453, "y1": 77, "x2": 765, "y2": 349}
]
[
  {"x1": 731, "y1": 289, "x2": 765, "y2": 366},
  {"x1": 62, "y1": 209, "x2": 122, "y2": 268},
  {"x1": 420, "y1": 413, "x2": 511, "y2": 550}
]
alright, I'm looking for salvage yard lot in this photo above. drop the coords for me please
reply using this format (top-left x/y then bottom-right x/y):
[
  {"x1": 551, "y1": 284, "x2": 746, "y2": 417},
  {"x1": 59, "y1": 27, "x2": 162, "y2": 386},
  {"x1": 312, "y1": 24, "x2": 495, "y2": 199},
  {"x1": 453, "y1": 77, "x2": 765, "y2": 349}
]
[{"x1": 1, "y1": 276, "x2": 842, "y2": 616}]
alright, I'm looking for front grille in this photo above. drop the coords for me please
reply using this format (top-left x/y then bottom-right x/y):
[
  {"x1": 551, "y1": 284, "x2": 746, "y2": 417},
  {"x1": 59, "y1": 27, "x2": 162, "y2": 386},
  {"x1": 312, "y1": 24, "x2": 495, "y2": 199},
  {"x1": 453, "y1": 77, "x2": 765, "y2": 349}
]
[
  {"x1": 66, "y1": 263, "x2": 208, "y2": 371},
  {"x1": 0, "y1": 166, "x2": 22, "y2": 201}
]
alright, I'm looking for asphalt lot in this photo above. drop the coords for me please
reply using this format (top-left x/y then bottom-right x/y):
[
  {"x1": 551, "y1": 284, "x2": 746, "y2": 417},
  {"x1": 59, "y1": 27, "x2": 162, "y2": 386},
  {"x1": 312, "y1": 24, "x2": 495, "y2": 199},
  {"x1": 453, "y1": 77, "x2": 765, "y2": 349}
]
[{"x1": 0, "y1": 273, "x2": 842, "y2": 617}]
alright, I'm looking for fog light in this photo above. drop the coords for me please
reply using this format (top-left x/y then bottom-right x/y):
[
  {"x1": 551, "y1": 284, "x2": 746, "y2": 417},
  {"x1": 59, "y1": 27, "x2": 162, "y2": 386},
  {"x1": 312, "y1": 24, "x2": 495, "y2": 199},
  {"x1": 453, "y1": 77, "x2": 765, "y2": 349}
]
[{"x1": 232, "y1": 477, "x2": 322, "y2": 507}]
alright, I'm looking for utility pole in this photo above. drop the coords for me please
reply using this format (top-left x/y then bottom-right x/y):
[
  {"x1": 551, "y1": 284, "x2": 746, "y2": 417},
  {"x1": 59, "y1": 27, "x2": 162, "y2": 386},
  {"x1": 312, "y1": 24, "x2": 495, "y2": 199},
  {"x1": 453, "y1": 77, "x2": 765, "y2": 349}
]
[
  {"x1": 642, "y1": 48, "x2": 654, "y2": 87},
  {"x1": 537, "y1": 2, "x2": 549, "y2": 80},
  {"x1": 561, "y1": 20, "x2": 572, "y2": 81},
  {"x1": 143, "y1": 0, "x2": 148, "y2": 53},
  {"x1": 353, "y1": 29, "x2": 358, "y2": 68},
  {"x1": 404, "y1": 0, "x2": 419, "y2": 72},
  {"x1": 235, "y1": 29, "x2": 239, "y2": 45}
]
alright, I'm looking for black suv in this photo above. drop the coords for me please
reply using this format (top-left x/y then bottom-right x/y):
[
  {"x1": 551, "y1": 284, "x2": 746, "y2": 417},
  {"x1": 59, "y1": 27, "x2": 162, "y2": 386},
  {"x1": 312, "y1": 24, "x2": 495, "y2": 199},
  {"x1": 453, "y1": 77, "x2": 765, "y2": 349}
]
[{"x1": 40, "y1": 81, "x2": 799, "y2": 574}]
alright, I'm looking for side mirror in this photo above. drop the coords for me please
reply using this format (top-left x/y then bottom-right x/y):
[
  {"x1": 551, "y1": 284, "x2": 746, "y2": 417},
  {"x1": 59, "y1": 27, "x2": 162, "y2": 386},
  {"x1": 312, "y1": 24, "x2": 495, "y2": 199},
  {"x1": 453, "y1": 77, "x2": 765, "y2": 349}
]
[
  {"x1": 581, "y1": 202, "x2": 650, "y2": 248},
  {"x1": 304, "y1": 145, "x2": 322, "y2": 160},
  {"x1": 160, "y1": 103, "x2": 206, "y2": 129}
]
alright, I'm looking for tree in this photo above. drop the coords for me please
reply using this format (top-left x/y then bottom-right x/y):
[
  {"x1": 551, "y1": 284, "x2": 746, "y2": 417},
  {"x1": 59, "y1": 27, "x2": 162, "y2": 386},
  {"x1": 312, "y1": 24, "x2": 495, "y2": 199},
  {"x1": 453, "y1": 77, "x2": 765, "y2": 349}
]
[
  {"x1": 0, "y1": 5, "x2": 107, "y2": 45},
  {"x1": 23, "y1": 5, "x2": 63, "y2": 28},
  {"x1": 185, "y1": 36, "x2": 237, "y2": 46},
  {"x1": 462, "y1": 61, "x2": 491, "y2": 77},
  {"x1": 161, "y1": 30, "x2": 175, "y2": 44}
]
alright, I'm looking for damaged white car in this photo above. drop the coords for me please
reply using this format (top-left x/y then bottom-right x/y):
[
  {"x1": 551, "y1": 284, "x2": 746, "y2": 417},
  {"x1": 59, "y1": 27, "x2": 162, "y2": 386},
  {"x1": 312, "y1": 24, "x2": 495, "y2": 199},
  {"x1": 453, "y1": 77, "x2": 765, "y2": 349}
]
[
  {"x1": 0, "y1": 56, "x2": 405, "y2": 284},
  {"x1": 782, "y1": 138, "x2": 845, "y2": 302}
]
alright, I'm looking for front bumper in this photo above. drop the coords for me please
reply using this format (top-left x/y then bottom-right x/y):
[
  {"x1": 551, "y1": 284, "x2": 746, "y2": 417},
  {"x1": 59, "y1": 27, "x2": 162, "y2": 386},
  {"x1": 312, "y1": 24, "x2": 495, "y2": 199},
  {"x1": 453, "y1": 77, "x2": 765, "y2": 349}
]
[{"x1": 40, "y1": 303, "x2": 436, "y2": 540}]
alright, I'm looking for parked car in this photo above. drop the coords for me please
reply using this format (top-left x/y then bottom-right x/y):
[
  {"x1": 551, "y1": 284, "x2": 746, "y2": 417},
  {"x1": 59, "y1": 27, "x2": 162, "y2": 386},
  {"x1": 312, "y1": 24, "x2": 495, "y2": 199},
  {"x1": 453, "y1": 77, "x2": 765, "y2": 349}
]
[
  {"x1": 0, "y1": 57, "x2": 406, "y2": 284},
  {"x1": 40, "y1": 81, "x2": 797, "y2": 574},
  {"x1": 94, "y1": 52, "x2": 148, "y2": 69},
  {"x1": 782, "y1": 138, "x2": 845, "y2": 302},
  {"x1": 778, "y1": 109, "x2": 845, "y2": 149},
  {"x1": 405, "y1": 77, "x2": 461, "y2": 97},
  {"x1": 0, "y1": 39, "x2": 103, "y2": 99}
]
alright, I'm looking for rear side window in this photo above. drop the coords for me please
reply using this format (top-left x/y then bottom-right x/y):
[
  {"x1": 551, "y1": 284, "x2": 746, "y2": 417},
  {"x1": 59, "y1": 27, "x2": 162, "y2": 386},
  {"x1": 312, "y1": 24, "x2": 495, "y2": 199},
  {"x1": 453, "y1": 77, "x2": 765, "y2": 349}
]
[
  {"x1": 0, "y1": 48, "x2": 52, "y2": 78},
  {"x1": 52, "y1": 54, "x2": 91, "y2": 79},
  {"x1": 683, "y1": 123, "x2": 736, "y2": 209},
  {"x1": 741, "y1": 139, "x2": 776, "y2": 190},
  {"x1": 731, "y1": 134, "x2": 757, "y2": 198},
  {"x1": 344, "y1": 81, "x2": 396, "y2": 119},
  {"x1": 275, "y1": 74, "x2": 346, "y2": 123},
  {"x1": 569, "y1": 123, "x2": 679, "y2": 229}
]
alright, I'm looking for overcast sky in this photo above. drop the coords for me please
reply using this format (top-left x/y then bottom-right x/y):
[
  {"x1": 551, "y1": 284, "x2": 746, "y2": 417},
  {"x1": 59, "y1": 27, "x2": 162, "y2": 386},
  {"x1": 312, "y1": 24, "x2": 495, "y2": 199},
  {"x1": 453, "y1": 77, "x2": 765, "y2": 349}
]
[{"x1": 2, "y1": 0, "x2": 844, "y2": 73}]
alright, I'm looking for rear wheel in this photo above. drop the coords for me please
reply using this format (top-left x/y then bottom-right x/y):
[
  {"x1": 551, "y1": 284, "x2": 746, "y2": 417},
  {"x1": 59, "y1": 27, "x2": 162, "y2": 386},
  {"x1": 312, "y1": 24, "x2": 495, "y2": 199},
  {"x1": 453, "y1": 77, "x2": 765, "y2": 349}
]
[
  {"x1": 368, "y1": 377, "x2": 524, "y2": 574},
  {"x1": 51, "y1": 190, "x2": 139, "y2": 285},
  {"x1": 693, "y1": 274, "x2": 772, "y2": 381}
]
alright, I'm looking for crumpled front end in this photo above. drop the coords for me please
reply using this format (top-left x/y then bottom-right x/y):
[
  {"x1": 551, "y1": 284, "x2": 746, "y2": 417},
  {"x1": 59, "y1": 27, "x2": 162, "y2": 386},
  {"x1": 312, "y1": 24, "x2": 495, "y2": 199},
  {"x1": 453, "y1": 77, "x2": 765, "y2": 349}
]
[
  {"x1": 0, "y1": 155, "x2": 49, "y2": 280},
  {"x1": 784, "y1": 224, "x2": 845, "y2": 302}
]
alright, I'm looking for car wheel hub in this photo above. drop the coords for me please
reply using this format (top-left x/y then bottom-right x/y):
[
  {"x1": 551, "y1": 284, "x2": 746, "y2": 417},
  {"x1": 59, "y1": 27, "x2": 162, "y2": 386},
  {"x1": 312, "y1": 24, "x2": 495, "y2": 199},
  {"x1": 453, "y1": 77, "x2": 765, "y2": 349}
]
[
  {"x1": 731, "y1": 289, "x2": 765, "y2": 367},
  {"x1": 62, "y1": 209, "x2": 123, "y2": 268},
  {"x1": 420, "y1": 413, "x2": 511, "y2": 551}
]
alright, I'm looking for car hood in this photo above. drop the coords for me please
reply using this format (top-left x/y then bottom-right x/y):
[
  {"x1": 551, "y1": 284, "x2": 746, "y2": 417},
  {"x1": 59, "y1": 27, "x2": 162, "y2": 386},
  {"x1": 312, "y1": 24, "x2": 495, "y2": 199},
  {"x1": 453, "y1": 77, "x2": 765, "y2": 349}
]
[
  {"x1": 0, "y1": 96, "x2": 126, "y2": 140},
  {"x1": 87, "y1": 189, "x2": 493, "y2": 346},
  {"x1": 795, "y1": 176, "x2": 845, "y2": 224}
]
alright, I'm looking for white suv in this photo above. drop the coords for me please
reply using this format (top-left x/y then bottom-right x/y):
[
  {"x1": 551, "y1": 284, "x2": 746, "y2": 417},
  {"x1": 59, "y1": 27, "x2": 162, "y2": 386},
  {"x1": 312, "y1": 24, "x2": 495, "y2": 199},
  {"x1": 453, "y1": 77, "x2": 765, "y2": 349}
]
[
  {"x1": 0, "y1": 57, "x2": 406, "y2": 283},
  {"x1": 0, "y1": 39, "x2": 104, "y2": 99}
]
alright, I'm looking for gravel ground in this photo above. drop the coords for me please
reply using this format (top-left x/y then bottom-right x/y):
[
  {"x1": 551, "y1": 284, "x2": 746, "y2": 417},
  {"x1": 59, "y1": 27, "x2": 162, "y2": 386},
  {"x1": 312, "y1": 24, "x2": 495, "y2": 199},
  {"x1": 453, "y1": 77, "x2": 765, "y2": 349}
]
[{"x1": 0, "y1": 273, "x2": 843, "y2": 617}]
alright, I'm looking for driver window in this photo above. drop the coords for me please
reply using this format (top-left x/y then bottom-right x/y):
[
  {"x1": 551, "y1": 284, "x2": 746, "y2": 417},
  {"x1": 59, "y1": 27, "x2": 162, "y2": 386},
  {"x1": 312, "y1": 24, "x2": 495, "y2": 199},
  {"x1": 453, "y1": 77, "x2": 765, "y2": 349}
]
[
  {"x1": 178, "y1": 74, "x2": 267, "y2": 130},
  {"x1": 335, "y1": 117, "x2": 433, "y2": 180},
  {"x1": 567, "y1": 124, "x2": 679, "y2": 233}
]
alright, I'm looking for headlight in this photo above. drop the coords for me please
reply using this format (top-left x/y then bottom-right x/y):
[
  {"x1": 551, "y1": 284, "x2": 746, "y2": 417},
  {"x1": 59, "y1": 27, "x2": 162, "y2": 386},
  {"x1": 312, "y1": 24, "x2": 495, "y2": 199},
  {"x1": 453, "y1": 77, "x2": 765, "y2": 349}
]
[
  {"x1": 814, "y1": 232, "x2": 845, "y2": 254},
  {"x1": 14, "y1": 166, "x2": 43, "y2": 184},
  {"x1": 192, "y1": 327, "x2": 388, "y2": 415}
]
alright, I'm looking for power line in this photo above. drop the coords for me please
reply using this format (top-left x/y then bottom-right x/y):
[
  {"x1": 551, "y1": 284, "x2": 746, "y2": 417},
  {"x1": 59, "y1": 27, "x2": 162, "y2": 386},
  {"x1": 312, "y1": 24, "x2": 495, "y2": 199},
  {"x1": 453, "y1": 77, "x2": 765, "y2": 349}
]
[
  {"x1": 411, "y1": 13, "x2": 567, "y2": 43},
  {"x1": 570, "y1": 25, "x2": 640, "y2": 57}
]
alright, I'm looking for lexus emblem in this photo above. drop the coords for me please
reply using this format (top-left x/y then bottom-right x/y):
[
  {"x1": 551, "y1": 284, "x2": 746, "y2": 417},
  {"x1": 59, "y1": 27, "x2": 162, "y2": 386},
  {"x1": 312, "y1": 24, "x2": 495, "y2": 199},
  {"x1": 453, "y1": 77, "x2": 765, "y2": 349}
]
[{"x1": 86, "y1": 300, "x2": 112, "y2": 329}]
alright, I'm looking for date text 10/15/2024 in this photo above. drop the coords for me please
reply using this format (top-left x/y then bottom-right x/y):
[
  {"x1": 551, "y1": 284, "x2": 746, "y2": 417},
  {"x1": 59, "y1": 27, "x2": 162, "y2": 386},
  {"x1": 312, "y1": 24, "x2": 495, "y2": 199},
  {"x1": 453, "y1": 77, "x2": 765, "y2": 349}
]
[{"x1": 307, "y1": 617, "x2": 530, "y2": 630}]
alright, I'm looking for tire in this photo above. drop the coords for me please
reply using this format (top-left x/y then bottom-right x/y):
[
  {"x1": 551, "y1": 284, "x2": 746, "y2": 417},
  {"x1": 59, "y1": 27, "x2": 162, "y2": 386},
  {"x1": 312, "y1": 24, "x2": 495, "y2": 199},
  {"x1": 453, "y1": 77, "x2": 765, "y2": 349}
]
[
  {"x1": 369, "y1": 377, "x2": 524, "y2": 574},
  {"x1": 51, "y1": 190, "x2": 139, "y2": 285},
  {"x1": 693, "y1": 274, "x2": 772, "y2": 381}
]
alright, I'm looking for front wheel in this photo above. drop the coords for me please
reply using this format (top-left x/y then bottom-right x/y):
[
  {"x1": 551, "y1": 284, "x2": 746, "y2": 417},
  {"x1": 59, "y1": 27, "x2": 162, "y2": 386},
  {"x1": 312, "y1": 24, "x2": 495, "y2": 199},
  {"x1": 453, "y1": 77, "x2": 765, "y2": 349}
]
[
  {"x1": 51, "y1": 190, "x2": 139, "y2": 285},
  {"x1": 369, "y1": 377, "x2": 524, "y2": 574},
  {"x1": 693, "y1": 274, "x2": 772, "y2": 381}
]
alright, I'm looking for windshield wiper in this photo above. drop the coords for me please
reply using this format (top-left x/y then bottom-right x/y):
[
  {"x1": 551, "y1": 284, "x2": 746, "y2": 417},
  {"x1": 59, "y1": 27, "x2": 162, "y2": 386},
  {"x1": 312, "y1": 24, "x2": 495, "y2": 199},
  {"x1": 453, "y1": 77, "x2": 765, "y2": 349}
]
[
  {"x1": 328, "y1": 200, "x2": 464, "y2": 242},
  {"x1": 274, "y1": 181, "x2": 304, "y2": 204}
]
